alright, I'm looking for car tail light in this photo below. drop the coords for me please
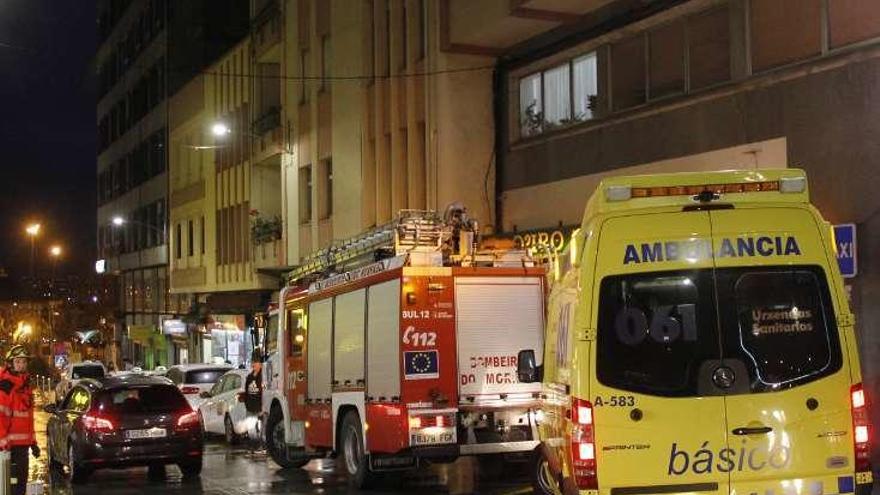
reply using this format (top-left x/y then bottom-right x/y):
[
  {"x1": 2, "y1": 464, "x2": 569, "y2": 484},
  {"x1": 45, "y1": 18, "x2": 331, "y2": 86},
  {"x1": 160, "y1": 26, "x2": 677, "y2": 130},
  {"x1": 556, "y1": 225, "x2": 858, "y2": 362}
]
[
  {"x1": 181, "y1": 386, "x2": 200, "y2": 395},
  {"x1": 570, "y1": 397, "x2": 598, "y2": 489},
  {"x1": 177, "y1": 410, "x2": 200, "y2": 429},
  {"x1": 851, "y1": 383, "x2": 872, "y2": 472},
  {"x1": 82, "y1": 414, "x2": 114, "y2": 432}
]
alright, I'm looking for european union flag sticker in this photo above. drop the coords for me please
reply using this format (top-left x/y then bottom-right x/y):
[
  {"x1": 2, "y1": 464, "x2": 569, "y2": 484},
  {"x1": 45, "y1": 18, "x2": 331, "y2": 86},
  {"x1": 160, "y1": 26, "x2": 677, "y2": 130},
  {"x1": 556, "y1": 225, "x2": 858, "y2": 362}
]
[{"x1": 404, "y1": 350, "x2": 439, "y2": 380}]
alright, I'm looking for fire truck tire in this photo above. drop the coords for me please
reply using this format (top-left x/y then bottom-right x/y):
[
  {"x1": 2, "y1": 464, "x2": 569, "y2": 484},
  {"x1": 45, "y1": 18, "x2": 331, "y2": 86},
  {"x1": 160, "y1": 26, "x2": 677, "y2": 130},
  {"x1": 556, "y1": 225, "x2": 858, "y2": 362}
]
[
  {"x1": 339, "y1": 410, "x2": 379, "y2": 489},
  {"x1": 266, "y1": 407, "x2": 308, "y2": 469}
]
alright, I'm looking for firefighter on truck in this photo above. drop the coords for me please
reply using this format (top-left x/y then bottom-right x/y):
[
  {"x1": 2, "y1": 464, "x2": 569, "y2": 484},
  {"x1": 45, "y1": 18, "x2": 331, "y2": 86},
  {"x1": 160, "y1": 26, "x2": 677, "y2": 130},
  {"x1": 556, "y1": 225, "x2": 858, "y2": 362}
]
[
  {"x1": 256, "y1": 208, "x2": 548, "y2": 488},
  {"x1": 517, "y1": 169, "x2": 873, "y2": 495}
]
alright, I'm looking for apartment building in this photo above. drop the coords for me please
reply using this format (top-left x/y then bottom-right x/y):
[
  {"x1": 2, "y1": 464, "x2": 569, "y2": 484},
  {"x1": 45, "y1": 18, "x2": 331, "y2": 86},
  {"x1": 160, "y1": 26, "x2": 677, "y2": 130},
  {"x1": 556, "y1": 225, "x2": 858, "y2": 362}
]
[
  {"x1": 168, "y1": 38, "x2": 283, "y2": 366},
  {"x1": 95, "y1": 0, "x2": 247, "y2": 368}
]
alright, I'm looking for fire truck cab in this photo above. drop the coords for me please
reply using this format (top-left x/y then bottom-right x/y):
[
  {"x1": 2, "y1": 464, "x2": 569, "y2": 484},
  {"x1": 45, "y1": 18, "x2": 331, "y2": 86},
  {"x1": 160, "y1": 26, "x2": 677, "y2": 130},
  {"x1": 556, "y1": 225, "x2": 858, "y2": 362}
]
[{"x1": 257, "y1": 209, "x2": 547, "y2": 487}]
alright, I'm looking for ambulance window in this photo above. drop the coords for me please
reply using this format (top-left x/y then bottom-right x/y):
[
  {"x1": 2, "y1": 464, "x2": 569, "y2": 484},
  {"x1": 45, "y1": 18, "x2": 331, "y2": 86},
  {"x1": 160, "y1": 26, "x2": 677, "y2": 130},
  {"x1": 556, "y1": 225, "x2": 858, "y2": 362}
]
[
  {"x1": 287, "y1": 308, "x2": 306, "y2": 357},
  {"x1": 721, "y1": 266, "x2": 842, "y2": 392},
  {"x1": 597, "y1": 270, "x2": 720, "y2": 397}
]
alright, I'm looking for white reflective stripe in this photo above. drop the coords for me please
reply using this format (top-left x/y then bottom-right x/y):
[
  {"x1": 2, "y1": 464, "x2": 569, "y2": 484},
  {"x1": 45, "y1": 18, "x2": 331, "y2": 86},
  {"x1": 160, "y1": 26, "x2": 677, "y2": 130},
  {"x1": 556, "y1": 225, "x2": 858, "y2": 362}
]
[
  {"x1": 11, "y1": 411, "x2": 30, "y2": 418},
  {"x1": 6, "y1": 433, "x2": 33, "y2": 441},
  {"x1": 0, "y1": 405, "x2": 11, "y2": 415}
]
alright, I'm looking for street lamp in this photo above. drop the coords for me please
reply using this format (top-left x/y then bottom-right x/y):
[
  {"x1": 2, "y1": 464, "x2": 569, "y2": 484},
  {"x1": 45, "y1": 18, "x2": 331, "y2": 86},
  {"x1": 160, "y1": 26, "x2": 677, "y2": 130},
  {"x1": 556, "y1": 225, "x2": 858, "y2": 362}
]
[
  {"x1": 110, "y1": 216, "x2": 165, "y2": 252},
  {"x1": 49, "y1": 245, "x2": 62, "y2": 281},
  {"x1": 25, "y1": 223, "x2": 41, "y2": 278},
  {"x1": 211, "y1": 122, "x2": 232, "y2": 137}
]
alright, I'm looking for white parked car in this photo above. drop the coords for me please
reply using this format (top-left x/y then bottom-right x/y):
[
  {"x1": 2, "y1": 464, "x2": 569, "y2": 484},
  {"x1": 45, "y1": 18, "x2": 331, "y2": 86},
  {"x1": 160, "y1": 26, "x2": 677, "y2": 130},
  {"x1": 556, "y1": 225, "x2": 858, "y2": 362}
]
[
  {"x1": 165, "y1": 364, "x2": 234, "y2": 409},
  {"x1": 197, "y1": 369, "x2": 249, "y2": 444},
  {"x1": 55, "y1": 361, "x2": 106, "y2": 401}
]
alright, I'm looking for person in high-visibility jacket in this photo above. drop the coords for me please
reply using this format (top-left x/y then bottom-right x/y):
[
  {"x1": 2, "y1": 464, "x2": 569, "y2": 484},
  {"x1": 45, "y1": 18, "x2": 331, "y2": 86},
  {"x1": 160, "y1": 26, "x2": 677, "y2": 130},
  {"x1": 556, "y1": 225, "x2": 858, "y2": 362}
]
[{"x1": 0, "y1": 345, "x2": 39, "y2": 495}]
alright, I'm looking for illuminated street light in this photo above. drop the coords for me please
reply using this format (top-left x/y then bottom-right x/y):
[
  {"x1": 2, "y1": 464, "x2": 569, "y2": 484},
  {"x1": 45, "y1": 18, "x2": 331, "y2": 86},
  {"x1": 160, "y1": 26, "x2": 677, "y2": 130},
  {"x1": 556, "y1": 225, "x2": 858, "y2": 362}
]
[
  {"x1": 211, "y1": 122, "x2": 231, "y2": 137},
  {"x1": 25, "y1": 222, "x2": 41, "y2": 278},
  {"x1": 112, "y1": 216, "x2": 125, "y2": 226},
  {"x1": 50, "y1": 245, "x2": 62, "y2": 257},
  {"x1": 14, "y1": 321, "x2": 32, "y2": 343}
]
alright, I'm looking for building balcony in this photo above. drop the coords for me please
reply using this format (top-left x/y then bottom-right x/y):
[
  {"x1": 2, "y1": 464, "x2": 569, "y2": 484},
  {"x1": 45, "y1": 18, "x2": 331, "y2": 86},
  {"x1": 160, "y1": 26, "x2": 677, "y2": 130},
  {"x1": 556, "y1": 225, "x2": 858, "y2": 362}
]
[
  {"x1": 253, "y1": 106, "x2": 281, "y2": 135},
  {"x1": 443, "y1": 0, "x2": 614, "y2": 56},
  {"x1": 253, "y1": 238, "x2": 284, "y2": 270},
  {"x1": 251, "y1": 107, "x2": 284, "y2": 162},
  {"x1": 252, "y1": 0, "x2": 281, "y2": 63}
]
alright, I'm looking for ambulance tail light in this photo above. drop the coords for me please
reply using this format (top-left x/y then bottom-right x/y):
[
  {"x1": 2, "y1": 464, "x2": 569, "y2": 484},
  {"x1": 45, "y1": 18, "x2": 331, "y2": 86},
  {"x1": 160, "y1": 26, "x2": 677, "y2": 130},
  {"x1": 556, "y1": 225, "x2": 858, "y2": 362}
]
[
  {"x1": 570, "y1": 397, "x2": 598, "y2": 489},
  {"x1": 851, "y1": 383, "x2": 872, "y2": 472}
]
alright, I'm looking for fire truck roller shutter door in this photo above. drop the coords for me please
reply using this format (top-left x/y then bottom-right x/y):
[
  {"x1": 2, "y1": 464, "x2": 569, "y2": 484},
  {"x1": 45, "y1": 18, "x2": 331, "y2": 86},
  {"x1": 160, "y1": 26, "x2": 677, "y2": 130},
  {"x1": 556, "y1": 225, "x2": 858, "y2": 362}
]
[
  {"x1": 334, "y1": 290, "x2": 367, "y2": 388},
  {"x1": 367, "y1": 279, "x2": 401, "y2": 400},
  {"x1": 308, "y1": 299, "x2": 333, "y2": 400},
  {"x1": 454, "y1": 277, "x2": 545, "y2": 398}
]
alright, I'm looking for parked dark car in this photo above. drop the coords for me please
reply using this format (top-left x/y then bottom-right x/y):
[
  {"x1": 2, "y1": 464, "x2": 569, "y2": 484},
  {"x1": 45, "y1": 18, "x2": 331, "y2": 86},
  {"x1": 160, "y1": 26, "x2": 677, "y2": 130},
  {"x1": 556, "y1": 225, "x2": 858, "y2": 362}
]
[{"x1": 45, "y1": 374, "x2": 203, "y2": 483}]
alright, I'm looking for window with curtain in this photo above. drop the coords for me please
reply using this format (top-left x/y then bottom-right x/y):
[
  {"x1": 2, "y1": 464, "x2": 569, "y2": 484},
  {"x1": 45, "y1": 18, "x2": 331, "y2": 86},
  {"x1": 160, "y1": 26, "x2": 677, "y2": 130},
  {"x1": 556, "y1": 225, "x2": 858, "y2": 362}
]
[
  {"x1": 573, "y1": 52, "x2": 598, "y2": 120},
  {"x1": 519, "y1": 73, "x2": 542, "y2": 137},
  {"x1": 543, "y1": 64, "x2": 571, "y2": 127}
]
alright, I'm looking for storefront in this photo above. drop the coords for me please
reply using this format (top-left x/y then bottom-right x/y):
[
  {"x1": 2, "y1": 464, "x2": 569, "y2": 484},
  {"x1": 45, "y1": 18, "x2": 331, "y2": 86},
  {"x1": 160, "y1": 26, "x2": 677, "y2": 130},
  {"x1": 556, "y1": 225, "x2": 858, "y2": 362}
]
[
  {"x1": 162, "y1": 318, "x2": 190, "y2": 365},
  {"x1": 128, "y1": 325, "x2": 167, "y2": 370},
  {"x1": 206, "y1": 315, "x2": 253, "y2": 367}
]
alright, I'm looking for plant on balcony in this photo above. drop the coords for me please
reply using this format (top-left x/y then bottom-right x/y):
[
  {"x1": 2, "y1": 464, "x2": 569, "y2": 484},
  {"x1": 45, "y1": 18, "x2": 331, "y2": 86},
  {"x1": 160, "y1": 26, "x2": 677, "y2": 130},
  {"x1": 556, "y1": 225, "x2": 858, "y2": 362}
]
[{"x1": 251, "y1": 214, "x2": 283, "y2": 245}]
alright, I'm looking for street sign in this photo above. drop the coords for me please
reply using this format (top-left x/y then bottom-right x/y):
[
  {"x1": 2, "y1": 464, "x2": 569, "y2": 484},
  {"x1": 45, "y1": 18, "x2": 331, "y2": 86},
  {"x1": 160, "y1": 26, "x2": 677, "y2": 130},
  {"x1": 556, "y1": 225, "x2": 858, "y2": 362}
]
[{"x1": 834, "y1": 224, "x2": 857, "y2": 278}]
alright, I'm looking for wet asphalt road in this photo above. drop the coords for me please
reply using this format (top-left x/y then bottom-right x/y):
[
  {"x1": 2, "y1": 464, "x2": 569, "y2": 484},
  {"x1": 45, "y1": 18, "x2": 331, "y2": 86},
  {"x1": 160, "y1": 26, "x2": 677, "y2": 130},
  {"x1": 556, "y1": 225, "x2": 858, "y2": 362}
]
[{"x1": 29, "y1": 395, "x2": 532, "y2": 495}]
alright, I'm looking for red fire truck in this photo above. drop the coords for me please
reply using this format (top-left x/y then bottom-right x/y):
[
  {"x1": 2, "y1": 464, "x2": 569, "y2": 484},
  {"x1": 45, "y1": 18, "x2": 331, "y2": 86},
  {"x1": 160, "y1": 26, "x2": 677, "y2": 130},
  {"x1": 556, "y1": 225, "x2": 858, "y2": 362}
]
[{"x1": 257, "y1": 209, "x2": 546, "y2": 487}]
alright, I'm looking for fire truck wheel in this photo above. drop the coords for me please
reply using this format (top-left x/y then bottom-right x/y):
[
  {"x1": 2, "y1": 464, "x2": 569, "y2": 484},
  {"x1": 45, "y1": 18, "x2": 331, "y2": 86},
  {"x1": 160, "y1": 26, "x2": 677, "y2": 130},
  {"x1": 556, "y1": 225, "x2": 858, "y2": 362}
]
[
  {"x1": 339, "y1": 410, "x2": 379, "y2": 489},
  {"x1": 266, "y1": 407, "x2": 307, "y2": 469}
]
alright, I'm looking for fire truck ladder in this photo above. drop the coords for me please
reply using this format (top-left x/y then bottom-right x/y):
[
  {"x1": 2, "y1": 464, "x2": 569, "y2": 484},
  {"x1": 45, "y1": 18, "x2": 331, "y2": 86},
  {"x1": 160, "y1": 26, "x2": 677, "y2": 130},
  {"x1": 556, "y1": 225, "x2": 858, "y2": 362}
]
[{"x1": 286, "y1": 210, "x2": 446, "y2": 284}]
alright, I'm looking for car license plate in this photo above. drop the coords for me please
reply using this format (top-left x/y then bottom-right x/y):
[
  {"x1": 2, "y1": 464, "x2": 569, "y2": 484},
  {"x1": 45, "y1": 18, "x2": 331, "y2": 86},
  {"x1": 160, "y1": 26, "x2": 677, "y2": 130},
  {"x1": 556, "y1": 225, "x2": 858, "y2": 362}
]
[
  {"x1": 410, "y1": 427, "x2": 456, "y2": 446},
  {"x1": 126, "y1": 427, "x2": 167, "y2": 439}
]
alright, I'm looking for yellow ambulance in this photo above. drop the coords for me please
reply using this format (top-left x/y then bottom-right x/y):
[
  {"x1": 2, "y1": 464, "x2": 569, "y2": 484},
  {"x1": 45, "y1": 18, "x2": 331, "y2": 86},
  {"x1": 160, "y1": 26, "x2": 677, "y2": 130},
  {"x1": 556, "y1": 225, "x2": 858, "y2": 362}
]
[{"x1": 517, "y1": 169, "x2": 873, "y2": 495}]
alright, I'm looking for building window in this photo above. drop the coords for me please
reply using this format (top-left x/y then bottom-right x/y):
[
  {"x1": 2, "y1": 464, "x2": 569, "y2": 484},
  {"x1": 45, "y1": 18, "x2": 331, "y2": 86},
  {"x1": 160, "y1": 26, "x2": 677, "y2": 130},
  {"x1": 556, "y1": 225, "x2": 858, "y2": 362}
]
[
  {"x1": 649, "y1": 21, "x2": 685, "y2": 99},
  {"x1": 519, "y1": 51, "x2": 599, "y2": 138},
  {"x1": 175, "y1": 223, "x2": 182, "y2": 259},
  {"x1": 400, "y1": 1, "x2": 407, "y2": 70},
  {"x1": 688, "y1": 7, "x2": 730, "y2": 90},
  {"x1": 750, "y1": 0, "x2": 821, "y2": 72},
  {"x1": 543, "y1": 64, "x2": 571, "y2": 128},
  {"x1": 299, "y1": 165, "x2": 312, "y2": 224},
  {"x1": 300, "y1": 50, "x2": 309, "y2": 103},
  {"x1": 319, "y1": 159, "x2": 333, "y2": 220},
  {"x1": 573, "y1": 53, "x2": 598, "y2": 120},
  {"x1": 829, "y1": 0, "x2": 880, "y2": 49},
  {"x1": 321, "y1": 35, "x2": 330, "y2": 91},
  {"x1": 519, "y1": 72, "x2": 542, "y2": 137},
  {"x1": 200, "y1": 215, "x2": 205, "y2": 255},
  {"x1": 418, "y1": 0, "x2": 426, "y2": 61},
  {"x1": 611, "y1": 35, "x2": 647, "y2": 111},
  {"x1": 187, "y1": 220, "x2": 194, "y2": 257}
]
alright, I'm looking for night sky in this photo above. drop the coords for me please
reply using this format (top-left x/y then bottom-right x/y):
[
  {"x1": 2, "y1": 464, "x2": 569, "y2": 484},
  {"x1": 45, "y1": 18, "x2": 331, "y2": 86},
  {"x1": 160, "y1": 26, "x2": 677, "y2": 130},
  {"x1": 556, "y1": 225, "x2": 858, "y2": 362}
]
[{"x1": 0, "y1": 1, "x2": 96, "y2": 288}]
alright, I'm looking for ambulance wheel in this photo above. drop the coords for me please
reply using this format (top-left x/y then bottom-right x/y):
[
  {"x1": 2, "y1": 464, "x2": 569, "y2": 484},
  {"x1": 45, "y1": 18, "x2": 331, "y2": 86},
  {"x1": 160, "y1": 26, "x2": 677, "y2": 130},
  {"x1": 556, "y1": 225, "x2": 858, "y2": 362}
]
[
  {"x1": 266, "y1": 407, "x2": 308, "y2": 469},
  {"x1": 532, "y1": 448, "x2": 559, "y2": 495},
  {"x1": 340, "y1": 410, "x2": 379, "y2": 489}
]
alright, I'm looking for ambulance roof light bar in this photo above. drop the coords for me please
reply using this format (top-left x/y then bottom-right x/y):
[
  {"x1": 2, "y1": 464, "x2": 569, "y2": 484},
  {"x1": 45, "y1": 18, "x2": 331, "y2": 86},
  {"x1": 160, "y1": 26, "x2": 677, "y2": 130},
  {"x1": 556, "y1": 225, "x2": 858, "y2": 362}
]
[{"x1": 605, "y1": 177, "x2": 806, "y2": 202}]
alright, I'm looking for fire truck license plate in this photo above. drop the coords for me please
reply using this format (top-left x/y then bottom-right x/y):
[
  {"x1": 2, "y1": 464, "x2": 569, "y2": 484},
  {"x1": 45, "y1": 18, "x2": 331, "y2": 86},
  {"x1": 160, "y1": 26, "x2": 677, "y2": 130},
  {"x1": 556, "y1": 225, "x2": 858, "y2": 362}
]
[{"x1": 411, "y1": 428, "x2": 456, "y2": 446}]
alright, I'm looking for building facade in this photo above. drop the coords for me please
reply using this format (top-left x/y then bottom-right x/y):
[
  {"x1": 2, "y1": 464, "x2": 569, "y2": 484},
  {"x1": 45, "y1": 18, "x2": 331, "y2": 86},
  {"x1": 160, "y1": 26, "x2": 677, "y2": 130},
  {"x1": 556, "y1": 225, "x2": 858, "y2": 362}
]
[
  {"x1": 168, "y1": 39, "x2": 280, "y2": 366},
  {"x1": 95, "y1": 0, "x2": 247, "y2": 369}
]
